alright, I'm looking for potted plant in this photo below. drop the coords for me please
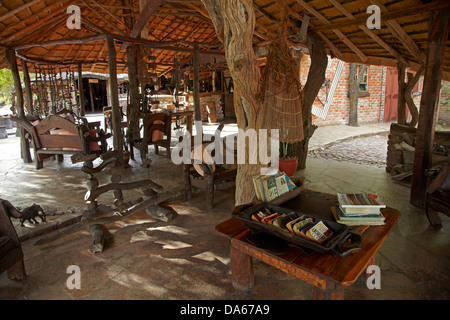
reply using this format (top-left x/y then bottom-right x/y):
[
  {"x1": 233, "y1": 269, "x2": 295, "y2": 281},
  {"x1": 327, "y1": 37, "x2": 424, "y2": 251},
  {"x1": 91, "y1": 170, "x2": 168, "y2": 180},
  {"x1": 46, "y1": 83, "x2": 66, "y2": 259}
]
[{"x1": 279, "y1": 141, "x2": 298, "y2": 177}]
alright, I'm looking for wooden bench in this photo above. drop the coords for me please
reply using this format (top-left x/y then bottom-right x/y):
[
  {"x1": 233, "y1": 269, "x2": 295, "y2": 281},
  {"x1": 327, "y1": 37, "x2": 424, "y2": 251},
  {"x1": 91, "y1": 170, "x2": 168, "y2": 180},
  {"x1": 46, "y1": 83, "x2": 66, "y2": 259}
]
[
  {"x1": 216, "y1": 190, "x2": 400, "y2": 300},
  {"x1": 12, "y1": 115, "x2": 110, "y2": 169}
]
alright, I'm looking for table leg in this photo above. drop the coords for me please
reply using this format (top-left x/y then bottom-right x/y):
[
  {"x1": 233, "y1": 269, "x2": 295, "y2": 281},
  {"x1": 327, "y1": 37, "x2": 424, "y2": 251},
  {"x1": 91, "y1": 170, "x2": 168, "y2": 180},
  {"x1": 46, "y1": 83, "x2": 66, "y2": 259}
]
[
  {"x1": 312, "y1": 281, "x2": 344, "y2": 300},
  {"x1": 230, "y1": 247, "x2": 254, "y2": 290}
]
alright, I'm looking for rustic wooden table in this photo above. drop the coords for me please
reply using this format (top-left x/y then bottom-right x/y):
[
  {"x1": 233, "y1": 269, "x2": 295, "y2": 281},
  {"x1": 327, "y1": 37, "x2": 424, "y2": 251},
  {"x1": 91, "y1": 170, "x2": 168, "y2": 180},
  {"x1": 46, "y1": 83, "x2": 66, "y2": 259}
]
[{"x1": 215, "y1": 190, "x2": 401, "y2": 300}]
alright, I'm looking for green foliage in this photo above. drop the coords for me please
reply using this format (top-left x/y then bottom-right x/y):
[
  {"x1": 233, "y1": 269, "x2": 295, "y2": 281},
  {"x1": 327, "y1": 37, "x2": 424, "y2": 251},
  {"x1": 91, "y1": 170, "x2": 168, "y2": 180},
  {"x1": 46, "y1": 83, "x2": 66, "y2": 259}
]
[
  {"x1": 0, "y1": 68, "x2": 14, "y2": 103},
  {"x1": 280, "y1": 141, "x2": 299, "y2": 160}
]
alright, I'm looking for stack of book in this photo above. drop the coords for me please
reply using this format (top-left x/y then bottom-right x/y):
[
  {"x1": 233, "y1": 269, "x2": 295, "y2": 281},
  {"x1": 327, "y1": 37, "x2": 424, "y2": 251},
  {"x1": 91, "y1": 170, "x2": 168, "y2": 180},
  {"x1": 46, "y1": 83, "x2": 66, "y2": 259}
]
[
  {"x1": 331, "y1": 193, "x2": 386, "y2": 226},
  {"x1": 253, "y1": 172, "x2": 297, "y2": 202}
]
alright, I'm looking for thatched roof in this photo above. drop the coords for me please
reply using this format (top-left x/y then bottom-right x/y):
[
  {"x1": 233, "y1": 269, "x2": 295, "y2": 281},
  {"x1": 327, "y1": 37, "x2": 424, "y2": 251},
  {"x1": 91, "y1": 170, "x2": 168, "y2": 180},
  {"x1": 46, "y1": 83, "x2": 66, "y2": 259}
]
[{"x1": 0, "y1": 0, "x2": 449, "y2": 78}]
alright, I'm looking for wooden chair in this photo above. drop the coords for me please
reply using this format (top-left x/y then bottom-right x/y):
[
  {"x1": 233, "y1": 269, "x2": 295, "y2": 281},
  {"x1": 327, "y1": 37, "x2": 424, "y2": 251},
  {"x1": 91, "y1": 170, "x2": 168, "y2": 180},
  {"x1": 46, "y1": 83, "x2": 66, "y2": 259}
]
[
  {"x1": 426, "y1": 158, "x2": 450, "y2": 229},
  {"x1": 0, "y1": 200, "x2": 26, "y2": 280},
  {"x1": 11, "y1": 115, "x2": 110, "y2": 169},
  {"x1": 131, "y1": 112, "x2": 172, "y2": 162},
  {"x1": 184, "y1": 124, "x2": 237, "y2": 209}
]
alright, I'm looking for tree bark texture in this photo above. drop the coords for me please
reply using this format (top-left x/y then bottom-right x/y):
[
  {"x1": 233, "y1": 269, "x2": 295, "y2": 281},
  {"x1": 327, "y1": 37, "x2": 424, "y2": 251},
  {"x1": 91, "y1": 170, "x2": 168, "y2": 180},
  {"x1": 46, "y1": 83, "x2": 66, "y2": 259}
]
[
  {"x1": 202, "y1": 0, "x2": 264, "y2": 205},
  {"x1": 202, "y1": 0, "x2": 328, "y2": 202},
  {"x1": 295, "y1": 31, "x2": 328, "y2": 169}
]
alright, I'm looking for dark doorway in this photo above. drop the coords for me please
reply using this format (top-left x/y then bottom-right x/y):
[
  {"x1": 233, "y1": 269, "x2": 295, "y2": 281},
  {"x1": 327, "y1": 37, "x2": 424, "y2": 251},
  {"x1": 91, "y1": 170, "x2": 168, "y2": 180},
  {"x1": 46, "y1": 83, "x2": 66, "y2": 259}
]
[{"x1": 83, "y1": 78, "x2": 108, "y2": 113}]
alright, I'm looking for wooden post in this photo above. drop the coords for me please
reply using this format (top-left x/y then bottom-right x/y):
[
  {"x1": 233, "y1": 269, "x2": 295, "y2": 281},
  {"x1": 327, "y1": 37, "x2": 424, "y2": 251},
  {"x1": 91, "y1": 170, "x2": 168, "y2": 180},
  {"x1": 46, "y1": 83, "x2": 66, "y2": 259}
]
[
  {"x1": 6, "y1": 49, "x2": 24, "y2": 119},
  {"x1": 21, "y1": 59, "x2": 33, "y2": 115},
  {"x1": 404, "y1": 68, "x2": 423, "y2": 128},
  {"x1": 6, "y1": 49, "x2": 32, "y2": 163},
  {"x1": 397, "y1": 63, "x2": 407, "y2": 125},
  {"x1": 410, "y1": 8, "x2": 450, "y2": 208},
  {"x1": 193, "y1": 44, "x2": 201, "y2": 122},
  {"x1": 89, "y1": 81, "x2": 95, "y2": 113},
  {"x1": 106, "y1": 35, "x2": 124, "y2": 166},
  {"x1": 139, "y1": 0, "x2": 149, "y2": 39},
  {"x1": 126, "y1": 45, "x2": 140, "y2": 142},
  {"x1": 348, "y1": 63, "x2": 358, "y2": 127},
  {"x1": 78, "y1": 63, "x2": 85, "y2": 116}
]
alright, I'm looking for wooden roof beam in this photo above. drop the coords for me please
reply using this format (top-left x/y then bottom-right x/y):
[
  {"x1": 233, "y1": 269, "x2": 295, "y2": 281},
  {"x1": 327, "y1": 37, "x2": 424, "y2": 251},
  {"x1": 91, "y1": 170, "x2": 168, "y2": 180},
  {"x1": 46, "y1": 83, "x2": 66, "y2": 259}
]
[
  {"x1": 311, "y1": 1, "x2": 450, "y2": 32},
  {"x1": 328, "y1": 0, "x2": 409, "y2": 66},
  {"x1": 0, "y1": 0, "x2": 41, "y2": 23},
  {"x1": 368, "y1": 0, "x2": 426, "y2": 65},
  {"x1": 80, "y1": 0, "x2": 126, "y2": 36},
  {"x1": 4, "y1": 0, "x2": 79, "y2": 43},
  {"x1": 88, "y1": 0, "x2": 130, "y2": 32},
  {"x1": 294, "y1": 0, "x2": 367, "y2": 62},
  {"x1": 13, "y1": 34, "x2": 107, "y2": 50},
  {"x1": 129, "y1": 0, "x2": 165, "y2": 38},
  {"x1": 283, "y1": 3, "x2": 343, "y2": 58}
]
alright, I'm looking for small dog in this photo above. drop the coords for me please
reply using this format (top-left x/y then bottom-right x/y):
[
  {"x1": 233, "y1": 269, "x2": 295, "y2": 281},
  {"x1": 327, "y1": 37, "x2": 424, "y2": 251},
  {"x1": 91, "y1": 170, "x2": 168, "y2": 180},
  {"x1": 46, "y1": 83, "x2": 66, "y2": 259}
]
[{"x1": 20, "y1": 204, "x2": 46, "y2": 227}]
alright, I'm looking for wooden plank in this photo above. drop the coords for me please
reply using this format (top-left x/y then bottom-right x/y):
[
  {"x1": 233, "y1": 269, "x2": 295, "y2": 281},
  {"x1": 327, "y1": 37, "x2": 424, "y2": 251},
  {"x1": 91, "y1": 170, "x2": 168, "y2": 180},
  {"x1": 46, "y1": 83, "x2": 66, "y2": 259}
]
[
  {"x1": 39, "y1": 135, "x2": 83, "y2": 150},
  {"x1": 410, "y1": 8, "x2": 450, "y2": 208},
  {"x1": 34, "y1": 116, "x2": 79, "y2": 135}
]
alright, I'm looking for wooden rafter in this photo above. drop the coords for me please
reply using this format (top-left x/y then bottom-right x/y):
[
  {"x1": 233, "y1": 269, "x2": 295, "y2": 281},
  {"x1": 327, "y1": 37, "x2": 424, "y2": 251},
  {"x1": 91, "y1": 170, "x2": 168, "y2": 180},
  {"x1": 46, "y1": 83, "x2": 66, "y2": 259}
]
[
  {"x1": 4, "y1": 0, "x2": 79, "y2": 43},
  {"x1": 294, "y1": 0, "x2": 367, "y2": 62},
  {"x1": 368, "y1": 0, "x2": 426, "y2": 65},
  {"x1": 311, "y1": 1, "x2": 450, "y2": 32},
  {"x1": 0, "y1": 0, "x2": 41, "y2": 23},
  {"x1": 89, "y1": 0, "x2": 130, "y2": 32},
  {"x1": 80, "y1": 0, "x2": 126, "y2": 36},
  {"x1": 328, "y1": 0, "x2": 409, "y2": 66},
  {"x1": 129, "y1": 0, "x2": 165, "y2": 38}
]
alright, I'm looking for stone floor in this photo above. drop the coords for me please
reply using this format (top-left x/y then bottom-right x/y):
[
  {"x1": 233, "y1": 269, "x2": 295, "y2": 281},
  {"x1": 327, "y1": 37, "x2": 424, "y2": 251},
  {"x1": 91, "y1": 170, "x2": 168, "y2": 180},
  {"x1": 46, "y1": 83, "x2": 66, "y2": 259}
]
[{"x1": 0, "y1": 119, "x2": 449, "y2": 300}]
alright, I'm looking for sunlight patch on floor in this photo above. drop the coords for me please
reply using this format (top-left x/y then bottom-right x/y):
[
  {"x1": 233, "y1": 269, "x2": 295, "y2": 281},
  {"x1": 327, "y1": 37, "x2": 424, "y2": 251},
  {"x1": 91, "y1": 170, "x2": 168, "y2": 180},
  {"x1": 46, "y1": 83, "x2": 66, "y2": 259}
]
[
  {"x1": 191, "y1": 251, "x2": 230, "y2": 265},
  {"x1": 146, "y1": 225, "x2": 189, "y2": 236}
]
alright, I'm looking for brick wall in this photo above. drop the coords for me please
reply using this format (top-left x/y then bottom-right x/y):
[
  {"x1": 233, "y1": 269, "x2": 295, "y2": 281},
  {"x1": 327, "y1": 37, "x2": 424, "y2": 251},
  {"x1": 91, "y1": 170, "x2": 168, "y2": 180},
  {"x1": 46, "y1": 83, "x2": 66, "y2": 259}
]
[
  {"x1": 300, "y1": 55, "x2": 386, "y2": 126},
  {"x1": 438, "y1": 80, "x2": 450, "y2": 125}
]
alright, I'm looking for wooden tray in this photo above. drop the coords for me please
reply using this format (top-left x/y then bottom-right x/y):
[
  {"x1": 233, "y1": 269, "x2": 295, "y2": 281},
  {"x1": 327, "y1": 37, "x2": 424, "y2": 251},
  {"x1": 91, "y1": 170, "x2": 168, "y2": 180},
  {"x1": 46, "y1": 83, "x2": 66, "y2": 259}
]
[{"x1": 233, "y1": 202, "x2": 362, "y2": 258}]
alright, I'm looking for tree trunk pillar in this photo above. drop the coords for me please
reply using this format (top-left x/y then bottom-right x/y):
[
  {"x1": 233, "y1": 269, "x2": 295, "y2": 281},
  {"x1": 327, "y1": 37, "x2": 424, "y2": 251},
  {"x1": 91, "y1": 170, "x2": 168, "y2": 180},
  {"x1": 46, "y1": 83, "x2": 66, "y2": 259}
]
[{"x1": 410, "y1": 8, "x2": 450, "y2": 208}]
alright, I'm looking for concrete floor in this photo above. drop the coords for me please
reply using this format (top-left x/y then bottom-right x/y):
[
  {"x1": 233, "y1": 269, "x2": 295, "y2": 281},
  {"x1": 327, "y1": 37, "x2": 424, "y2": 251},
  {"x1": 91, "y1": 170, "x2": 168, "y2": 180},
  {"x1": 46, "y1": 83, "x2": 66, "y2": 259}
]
[{"x1": 0, "y1": 121, "x2": 448, "y2": 300}]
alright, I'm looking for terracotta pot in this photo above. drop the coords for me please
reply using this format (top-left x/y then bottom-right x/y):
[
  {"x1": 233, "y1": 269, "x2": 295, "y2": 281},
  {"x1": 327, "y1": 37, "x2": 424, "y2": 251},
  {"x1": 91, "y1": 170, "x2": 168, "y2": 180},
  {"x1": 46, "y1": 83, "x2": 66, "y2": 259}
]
[{"x1": 279, "y1": 158, "x2": 298, "y2": 177}]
